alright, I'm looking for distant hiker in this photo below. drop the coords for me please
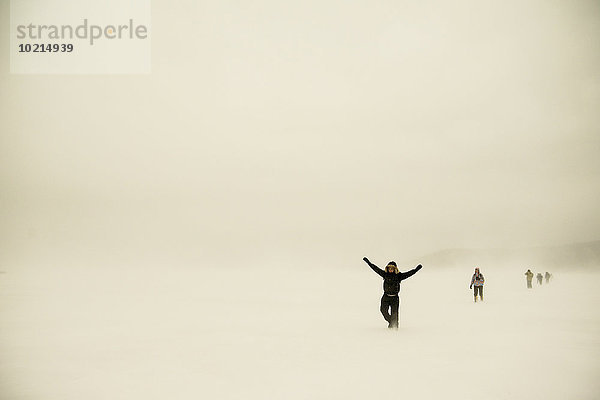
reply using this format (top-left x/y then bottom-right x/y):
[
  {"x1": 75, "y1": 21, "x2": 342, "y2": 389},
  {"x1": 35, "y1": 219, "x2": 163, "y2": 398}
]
[
  {"x1": 363, "y1": 257, "x2": 422, "y2": 329},
  {"x1": 544, "y1": 272, "x2": 552, "y2": 284},
  {"x1": 525, "y1": 269, "x2": 534, "y2": 288},
  {"x1": 469, "y1": 267, "x2": 485, "y2": 302},
  {"x1": 536, "y1": 273, "x2": 543, "y2": 285}
]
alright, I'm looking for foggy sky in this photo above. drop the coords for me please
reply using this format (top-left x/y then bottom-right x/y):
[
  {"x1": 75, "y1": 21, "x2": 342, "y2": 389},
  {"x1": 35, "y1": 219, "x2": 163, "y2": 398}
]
[{"x1": 1, "y1": 0, "x2": 599, "y2": 267}]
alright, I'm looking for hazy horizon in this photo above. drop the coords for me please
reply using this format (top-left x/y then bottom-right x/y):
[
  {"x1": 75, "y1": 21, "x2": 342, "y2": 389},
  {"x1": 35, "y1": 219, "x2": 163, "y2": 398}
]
[
  {"x1": 2, "y1": 1, "x2": 600, "y2": 398},
  {"x1": 2, "y1": 0, "x2": 600, "y2": 269}
]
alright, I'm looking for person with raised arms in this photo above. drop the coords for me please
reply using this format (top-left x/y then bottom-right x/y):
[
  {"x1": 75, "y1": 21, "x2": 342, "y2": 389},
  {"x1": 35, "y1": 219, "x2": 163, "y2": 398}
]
[{"x1": 363, "y1": 257, "x2": 422, "y2": 329}]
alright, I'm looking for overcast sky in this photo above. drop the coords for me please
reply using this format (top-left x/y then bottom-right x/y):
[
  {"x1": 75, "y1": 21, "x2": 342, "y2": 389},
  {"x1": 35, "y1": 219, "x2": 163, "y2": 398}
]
[{"x1": 1, "y1": 0, "x2": 599, "y2": 267}]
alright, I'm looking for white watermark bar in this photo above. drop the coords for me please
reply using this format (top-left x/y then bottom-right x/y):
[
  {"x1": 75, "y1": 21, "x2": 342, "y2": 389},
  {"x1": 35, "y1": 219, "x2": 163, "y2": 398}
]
[{"x1": 10, "y1": 0, "x2": 151, "y2": 74}]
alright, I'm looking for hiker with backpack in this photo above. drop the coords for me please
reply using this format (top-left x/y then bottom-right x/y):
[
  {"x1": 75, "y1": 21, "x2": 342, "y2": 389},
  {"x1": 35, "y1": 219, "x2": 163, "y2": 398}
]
[
  {"x1": 525, "y1": 269, "x2": 534, "y2": 288},
  {"x1": 363, "y1": 257, "x2": 422, "y2": 329},
  {"x1": 470, "y1": 267, "x2": 485, "y2": 302}
]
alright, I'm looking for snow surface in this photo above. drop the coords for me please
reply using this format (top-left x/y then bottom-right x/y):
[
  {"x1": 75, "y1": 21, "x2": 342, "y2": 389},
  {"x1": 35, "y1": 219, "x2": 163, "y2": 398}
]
[{"x1": 1, "y1": 263, "x2": 599, "y2": 399}]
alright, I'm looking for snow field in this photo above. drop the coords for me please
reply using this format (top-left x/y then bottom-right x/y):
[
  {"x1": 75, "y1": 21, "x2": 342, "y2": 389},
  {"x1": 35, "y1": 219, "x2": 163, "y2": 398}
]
[{"x1": 0, "y1": 264, "x2": 598, "y2": 399}]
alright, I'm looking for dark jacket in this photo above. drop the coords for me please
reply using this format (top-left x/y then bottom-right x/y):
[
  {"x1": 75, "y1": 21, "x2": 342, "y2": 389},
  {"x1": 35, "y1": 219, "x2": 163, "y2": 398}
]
[{"x1": 364, "y1": 260, "x2": 422, "y2": 295}]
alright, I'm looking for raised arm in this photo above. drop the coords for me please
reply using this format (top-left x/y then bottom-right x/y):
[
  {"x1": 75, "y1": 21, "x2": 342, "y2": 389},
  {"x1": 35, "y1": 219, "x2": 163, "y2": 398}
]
[
  {"x1": 363, "y1": 257, "x2": 385, "y2": 277},
  {"x1": 400, "y1": 264, "x2": 423, "y2": 280}
]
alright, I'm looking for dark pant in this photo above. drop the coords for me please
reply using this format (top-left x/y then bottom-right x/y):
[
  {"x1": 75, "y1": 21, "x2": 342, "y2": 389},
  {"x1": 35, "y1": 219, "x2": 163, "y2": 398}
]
[
  {"x1": 474, "y1": 285, "x2": 483, "y2": 300},
  {"x1": 380, "y1": 294, "x2": 399, "y2": 328},
  {"x1": 527, "y1": 279, "x2": 532, "y2": 288}
]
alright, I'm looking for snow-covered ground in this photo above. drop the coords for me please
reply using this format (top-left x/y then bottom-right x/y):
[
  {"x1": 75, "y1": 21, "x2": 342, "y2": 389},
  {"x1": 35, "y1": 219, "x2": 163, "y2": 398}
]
[{"x1": 1, "y1": 263, "x2": 599, "y2": 399}]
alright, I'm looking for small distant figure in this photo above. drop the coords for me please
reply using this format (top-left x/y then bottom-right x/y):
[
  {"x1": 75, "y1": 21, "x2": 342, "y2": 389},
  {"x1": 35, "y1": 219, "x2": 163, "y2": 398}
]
[
  {"x1": 363, "y1": 257, "x2": 422, "y2": 329},
  {"x1": 536, "y1": 273, "x2": 543, "y2": 285},
  {"x1": 525, "y1": 269, "x2": 534, "y2": 289},
  {"x1": 469, "y1": 267, "x2": 485, "y2": 302},
  {"x1": 545, "y1": 272, "x2": 552, "y2": 284}
]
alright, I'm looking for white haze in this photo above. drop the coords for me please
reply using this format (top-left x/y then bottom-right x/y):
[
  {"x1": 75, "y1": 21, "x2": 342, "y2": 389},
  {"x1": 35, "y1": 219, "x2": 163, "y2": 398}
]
[
  {"x1": 1, "y1": 0, "x2": 600, "y2": 398},
  {"x1": 1, "y1": 263, "x2": 599, "y2": 399},
  {"x1": 1, "y1": 0, "x2": 600, "y2": 264}
]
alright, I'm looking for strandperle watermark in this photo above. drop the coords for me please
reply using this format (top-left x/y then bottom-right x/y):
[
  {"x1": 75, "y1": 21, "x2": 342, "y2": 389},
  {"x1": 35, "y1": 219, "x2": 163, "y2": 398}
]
[
  {"x1": 16, "y1": 19, "x2": 149, "y2": 46},
  {"x1": 11, "y1": 0, "x2": 151, "y2": 74}
]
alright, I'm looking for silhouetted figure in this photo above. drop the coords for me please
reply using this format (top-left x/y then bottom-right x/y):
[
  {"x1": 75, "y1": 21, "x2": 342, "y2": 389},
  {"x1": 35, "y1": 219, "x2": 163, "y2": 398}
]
[
  {"x1": 536, "y1": 273, "x2": 543, "y2": 285},
  {"x1": 545, "y1": 272, "x2": 552, "y2": 284},
  {"x1": 363, "y1": 257, "x2": 422, "y2": 329},
  {"x1": 470, "y1": 267, "x2": 485, "y2": 302},
  {"x1": 525, "y1": 269, "x2": 534, "y2": 288}
]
